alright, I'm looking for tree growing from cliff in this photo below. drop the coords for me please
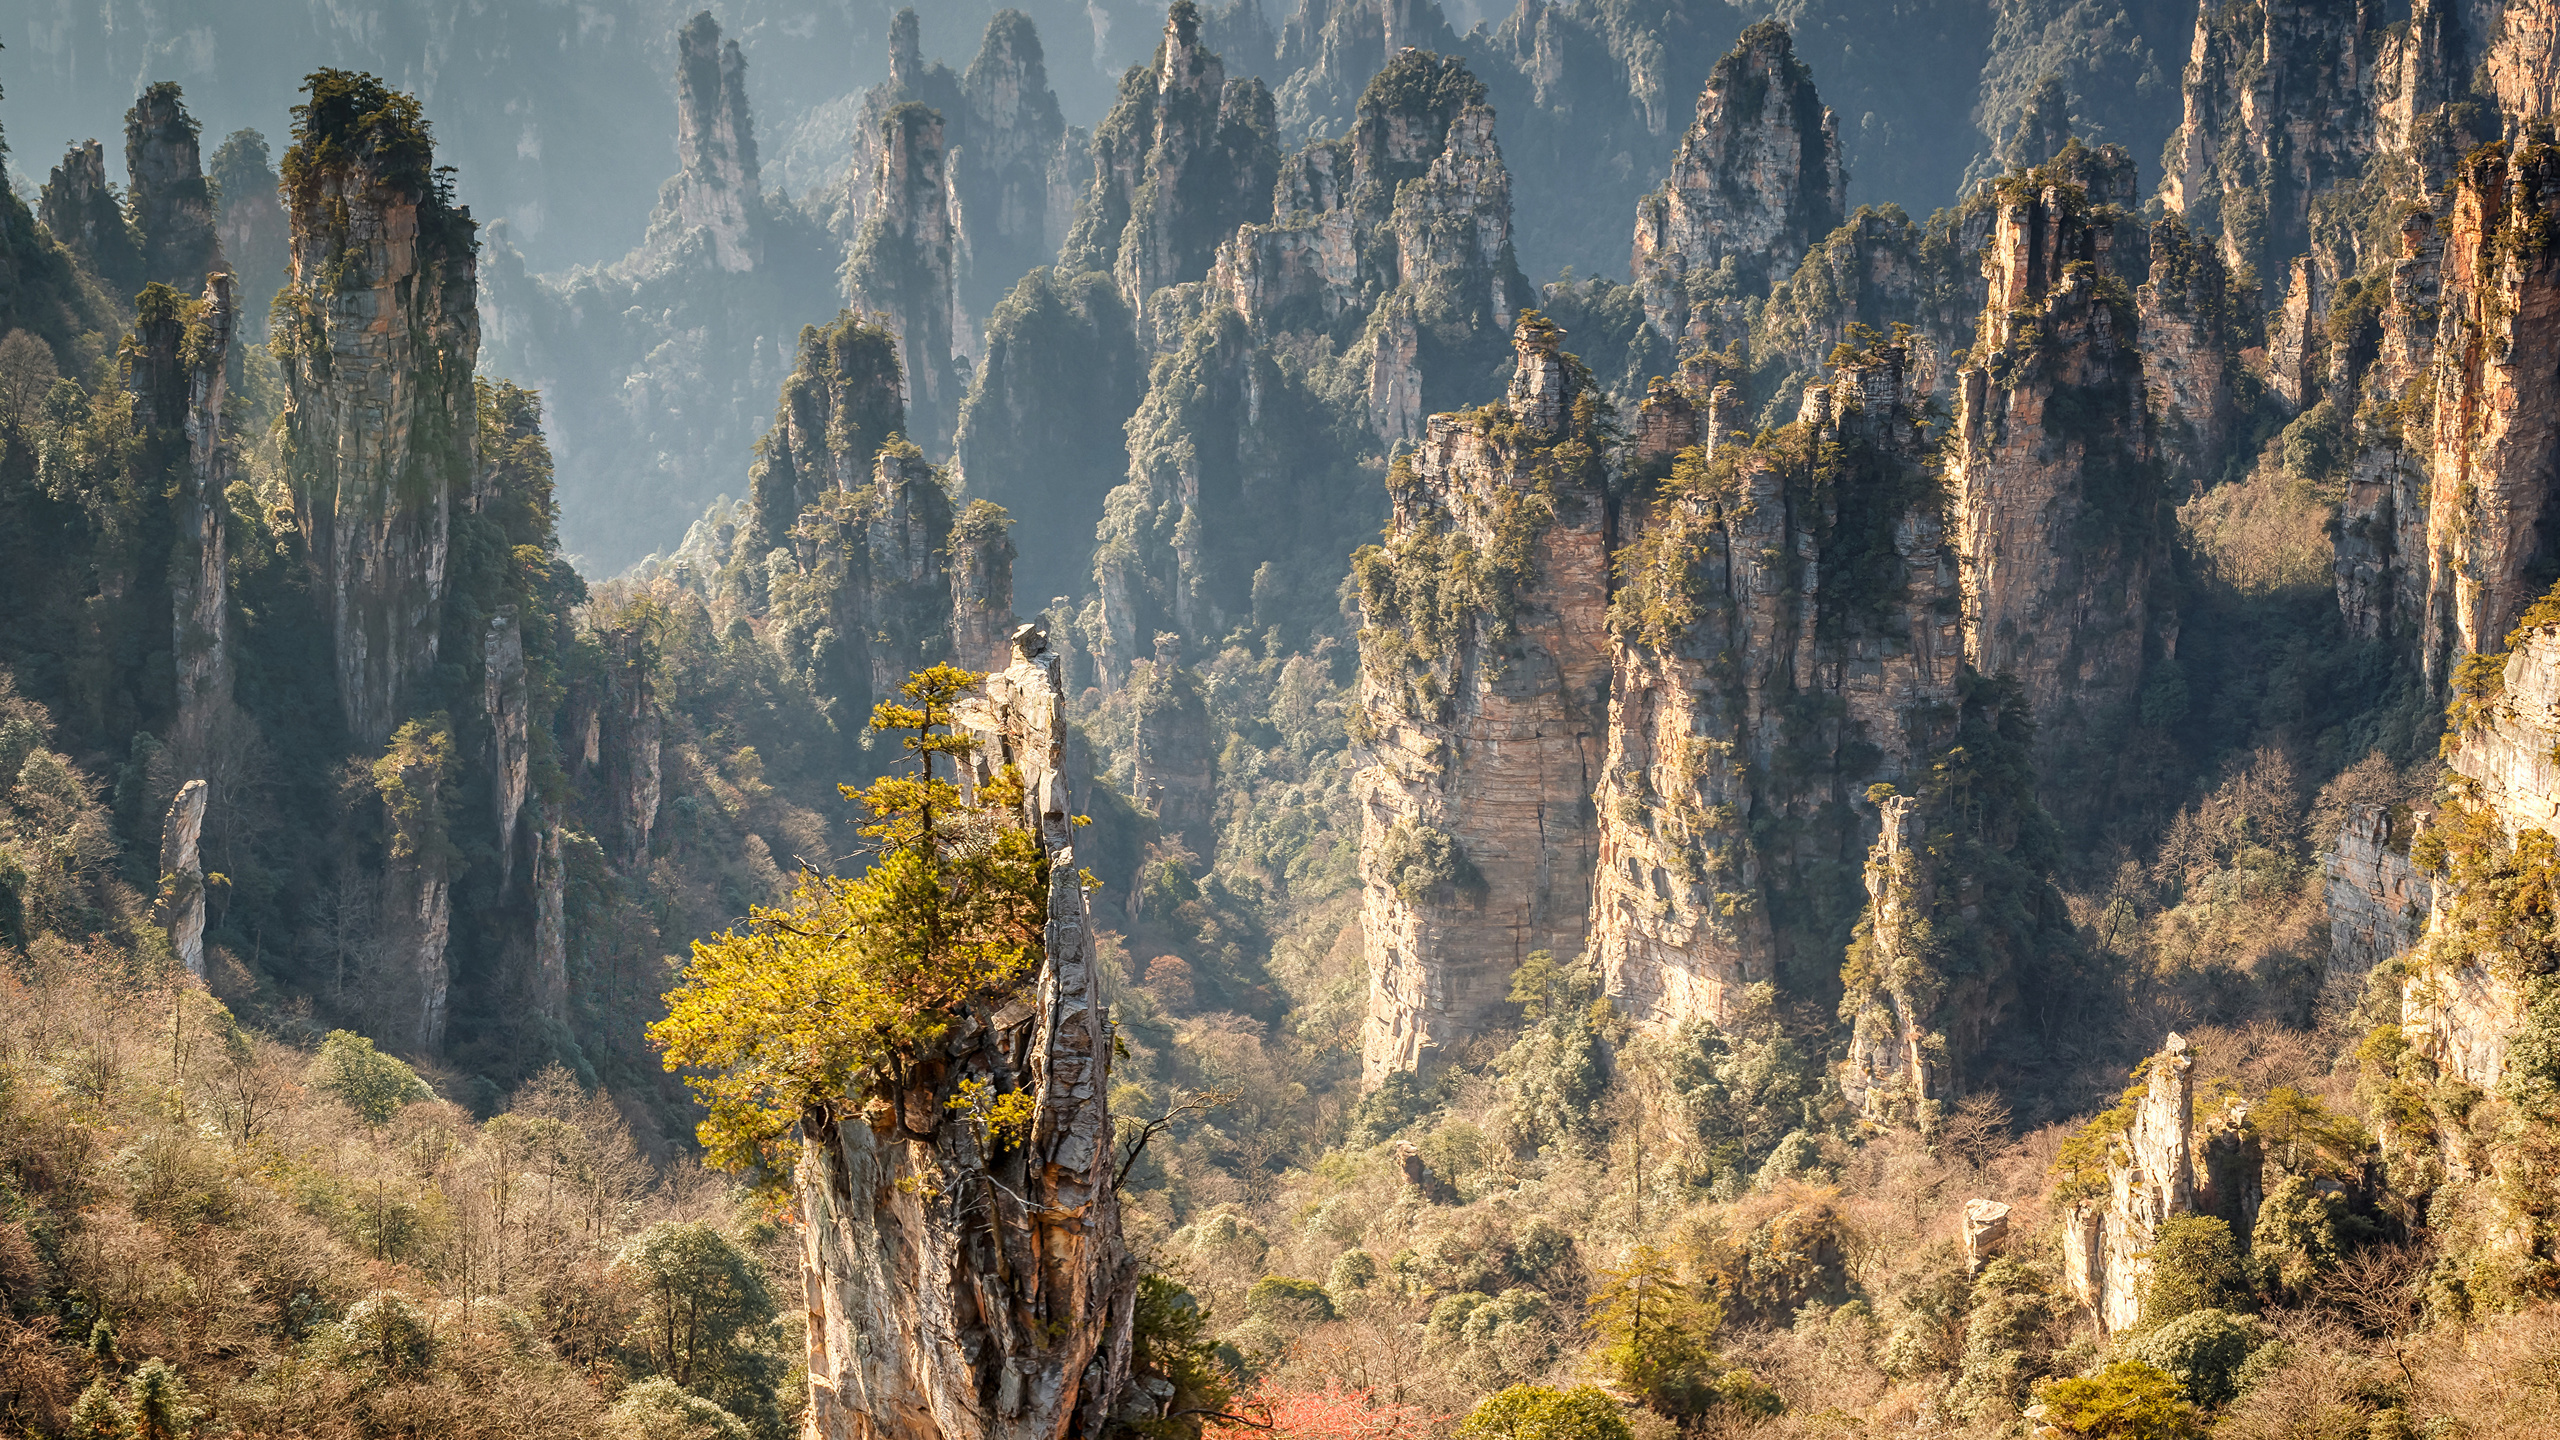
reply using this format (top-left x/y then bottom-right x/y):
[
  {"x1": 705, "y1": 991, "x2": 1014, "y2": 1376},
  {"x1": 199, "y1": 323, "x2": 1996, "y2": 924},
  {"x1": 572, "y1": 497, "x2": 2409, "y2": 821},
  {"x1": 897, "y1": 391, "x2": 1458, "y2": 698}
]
[{"x1": 651, "y1": 664, "x2": 1046, "y2": 1184}]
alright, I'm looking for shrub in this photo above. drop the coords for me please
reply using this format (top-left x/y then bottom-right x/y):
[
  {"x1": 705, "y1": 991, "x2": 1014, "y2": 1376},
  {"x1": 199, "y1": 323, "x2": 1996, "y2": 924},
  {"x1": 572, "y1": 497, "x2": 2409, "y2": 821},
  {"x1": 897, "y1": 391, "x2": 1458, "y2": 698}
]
[
  {"x1": 604, "y1": 1378, "x2": 750, "y2": 1440},
  {"x1": 1458, "y1": 1385, "x2": 1635, "y2": 1440},
  {"x1": 2034, "y1": 1360, "x2": 2203, "y2": 1438},
  {"x1": 1245, "y1": 1275, "x2": 1335, "y2": 1326},
  {"x1": 312, "y1": 1031, "x2": 434, "y2": 1127},
  {"x1": 2118, "y1": 1308, "x2": 2267, "y2": 1407},
  {"x1": 2141, "y1": 1217, "x2": 2250, "y2": 1325}
]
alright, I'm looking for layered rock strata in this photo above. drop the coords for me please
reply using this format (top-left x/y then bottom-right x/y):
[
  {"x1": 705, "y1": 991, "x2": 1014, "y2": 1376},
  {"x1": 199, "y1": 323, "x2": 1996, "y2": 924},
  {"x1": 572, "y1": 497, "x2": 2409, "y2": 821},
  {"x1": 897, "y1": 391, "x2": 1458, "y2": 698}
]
[
  {"x1": 129, "y1": 274, "x2": 237, "y2": 764},
  {"x1": 275, "y1": 82, "x2": 480, "y2": 746},
  {"x1": 2324, "y1": 802, "x2": 2431, "y2": 981},
  {"x1": 1946, "y1": 149, "x2": 2168, "y2": 752},
  {"x1": 2063, "y1": 1034, "x2": 2200, "y2": 1334},
  {"x1": 1593, "y1": 349, "x2": 1962, "y2": 1034},
  {"x1": 1351, "y1": 316, "x2": 1611, "y2": 1080},
  {"x1": 1130, "y1": 635, "x2": 1216, "y2": 861},
  {"x1": 798, "y1": 625, "x2": 1135, "y2": 1440},
  {"x1": 1630, "y1": 22, "x2": 1845, "y2": 346}
]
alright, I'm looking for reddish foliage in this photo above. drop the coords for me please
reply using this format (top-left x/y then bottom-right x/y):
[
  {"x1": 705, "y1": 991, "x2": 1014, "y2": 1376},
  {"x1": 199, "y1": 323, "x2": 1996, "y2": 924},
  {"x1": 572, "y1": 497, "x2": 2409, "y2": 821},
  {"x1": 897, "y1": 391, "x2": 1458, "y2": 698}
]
[{"x1": 1214, "y1": 1380, "x2": 1447, "y2": 1440}]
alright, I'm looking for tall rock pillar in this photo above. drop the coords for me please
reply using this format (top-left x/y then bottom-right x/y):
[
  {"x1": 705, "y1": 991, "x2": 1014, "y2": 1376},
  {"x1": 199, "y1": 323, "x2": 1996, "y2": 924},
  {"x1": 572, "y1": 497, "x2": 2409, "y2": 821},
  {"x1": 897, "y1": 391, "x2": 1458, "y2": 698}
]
[
  {"x1": 275, "y1": 74, "x2": 480, "y2": 746},
  {"x1": 1351, "y1": 314, "x2": 1611, "y2": 1081},
  {"x1": 798, "y1": 626, "x2": 1136, "y2": 1439}
]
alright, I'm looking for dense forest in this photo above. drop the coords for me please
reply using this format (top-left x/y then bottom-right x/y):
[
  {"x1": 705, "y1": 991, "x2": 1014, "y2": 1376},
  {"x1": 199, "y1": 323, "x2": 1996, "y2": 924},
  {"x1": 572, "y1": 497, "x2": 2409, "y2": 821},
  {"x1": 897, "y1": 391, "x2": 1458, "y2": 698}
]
[{"x1": 3, "y1": 1, "x2": 2560, "y2": 1438}]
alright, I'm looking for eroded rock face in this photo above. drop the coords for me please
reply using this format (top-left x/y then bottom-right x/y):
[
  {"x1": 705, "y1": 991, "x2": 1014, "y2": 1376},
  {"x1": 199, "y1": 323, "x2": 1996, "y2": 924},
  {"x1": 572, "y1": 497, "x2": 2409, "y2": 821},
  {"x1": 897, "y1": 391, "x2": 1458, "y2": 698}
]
[
  {"x1": 1946, "y1": 156, "x2": 2166, "y2": 757},
  {"x1": 484, "y1": 610, "x2": 530, "y2": 888},
  {"x1": 1594, "y1": 356, "x2": 1962, "y2": 1037},
  {"x1": 1352, "y1": 317, "x2": 1610, "y2": 1081},
  {"x1": 276, "y1": 95, "x2": 480, "y2": 747},
  {"x1": 799, "y1": 626, "x2": 1135, "y2": 1440},
  {"x1": 2064, "y1": 1034, "x2": 2200, "y2": 1334},
  {"x1": 2160, "y1": 0, "x2": 2395, "y2": 287},
  {"x1": 531, "y1": 818, "x2": 567, "y2": 1023},
  {"x1": 156, "y1": 779, "x2": 209, "y2": 979},
  {"x1": 845, "y1": 102, "x2": 959, "y2": 447},
  {"x1": 746, "y1": 314, "x2": 909, "y2": 557},
  {"x1": 2325, "y1": 803, "x2": 2432, "y2": 981},
  {"x1": 126, "y1": 84, "x2": 225, "y2": 291},
  {"x1": 639, "y1": 11, "x2": 764, "y2": 275},
  {"x1": 133, "y1": 274, "x2": 237, "y2": 765},
  {"x1": 1630, "y1": 21, "x2": 1844, "y2": 345},
  {"x1": 2409, "y1": 144, "x2": 2560, "y2": 684},
  {"x1": 42, "y1": 139, "x2": 145, "y2": 290},
  {"x1": 377, "y1": 731, "x2": 455, "y2": 1053}
]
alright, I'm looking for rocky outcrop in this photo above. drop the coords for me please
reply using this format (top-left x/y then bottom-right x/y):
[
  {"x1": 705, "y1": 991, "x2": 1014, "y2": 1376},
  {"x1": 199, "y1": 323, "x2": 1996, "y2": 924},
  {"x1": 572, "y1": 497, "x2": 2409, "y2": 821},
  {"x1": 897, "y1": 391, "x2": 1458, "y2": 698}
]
[
  {"x1": 1945, "y1": 150, "x2": 2168, "y2": 757},
  {"x1": 1350, "y1": 316, "x2": 1611, "y2": 1080},
  {"x1": 637, "y1": 11, "x2": 764, "y2": 275},
  {"x1": 376, "y1": 720, "x2": 456, "y2": 1053},
  {"x1": 2158, "y1": 0, "x2": 2396, "y2": 288},
  {"x1": 275, "y1": 76, "x2": 480, "y2": 746},
  {"x1": 1062, "y1": 3, "x2": 1280, "y2": 324},
  {"x1": 531, "y1": 818, "x2": 568, "y2": 1023},
  {"x1": 2136, "y1": 218, "x2": 2243, "y2": 489},
  {"x1": 845, "y1": 103, "x2": 959, "y2": 449},
  {"x1": 1630, "y1": 22, "x2": 1844, "y2": 346},
  {"x1": 2334, "y1": 209, "x2": 2443, "y2": 642},
  {"x1": 1271, "y1": 0, "x2": 1463, "y2": 140},
  {"x1": 597, "y1": 626, "x2": 663, "y2": 873},
  {"x1": 951, "y1": 500, "x2": 1019, "y2": 675},
  {"x1": 1594, "y1": 349, "x2": 1963, "y2": 1037},
  {"x1": 2408, "y1": 143, "x2": 2560, "y2": 685},
  {"x1": 2064, "y1": 1033, "x2": 2201, "y2": 1334},
  {"x1": 39, "y1": 140, "x2": 143, "y2": 293},
  {"x1": 156, "y1": 779, "x2": 209, "y2": 979},
  {"x1": 126, "y1": 83, "x2": 224, "y2": 291},
  {"x1": 2324, "y1": 802, "x2": 2431, "y2": 980},
  {"x1": 954, "y1": 12, "x2": 1072, "y2": 318},
  {"x1": 1131, "y1": 635, "x2": 1216, "y2": 860},
  {"x1": 798, "y1": 625, "x2": 1136, "y2": 1440}
]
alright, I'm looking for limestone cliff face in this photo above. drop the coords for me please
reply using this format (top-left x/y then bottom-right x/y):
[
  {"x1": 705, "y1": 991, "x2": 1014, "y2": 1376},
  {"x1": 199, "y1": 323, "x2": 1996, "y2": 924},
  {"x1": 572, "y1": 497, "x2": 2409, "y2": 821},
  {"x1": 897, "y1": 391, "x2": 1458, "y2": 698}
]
[
  {"x1": 1630, "y1": 21, "x2": 1844, "y2": 346},
  {"x1": 2325, "y1": 802, "x2": 2431, "y2": 981},
  {"x1": 1751, "y1": 203, "x2": 1991, "y2": 407},
  {"x1": 1211, "y1": 51, "x2": 1528, "y2": 445},
  {"x1": 128, "y1": 274, "x2": 236, "y2": 765},
  {"x1": 1350, "y1": 317, "x2": 1610, "y2": 1080},
  {"x1": 1063, "y1": 4, "x2": 1280, "y2": 323},
  {"x1": 1593, "y1": 352, "x2": 1963, "y2": 1036},
  {"x1": 595, "y1": 623, "x2": 663, "y2": 873},
  {"x1": 126, "y1": 84, "x2": 225, "y2": 291},
  {"x1": 2158, "y1": 0, "x2": 2397, "y2": 288},
  {"x1": 1945, "y1": 152, "x2": 2168, "y2": 760},
  {"x1": 845, "y1": 103, "x2": 960, "y2": 449},
  {"x1": 39, "y1": 140, "x2": 143, "y2": 292},
  {"x1": 376, "y1": 723, "x2": 456, "y2": 1053},
  {"x1": 211, "y1": 130, "x2": 290, "y2": 342},
  {"x1": 2136, "y1": 218, "x2": 2244, "y2": 488},
  {"x1": 484, "y1": 610, "x2": 530, "y2": 887},
  {"x1": 155, "y1": 779, "x2": 209, "y2": 979},
  {"x1": 638, "y1": 11, "x2": 764, "y2": 275},
  {"x1": 275, "y1": 87, "x2": 480, "y2": 747},
  {"x1": 2334, "y1": 208, "x2": 2443, "y2": 641},
  {"x1": 1271, "y1": 0, "x2": 1464, "y2": 139},
  {"x1": 798, "y1": 627, "x2": 1135, "y2": 1440},
  {"x1": 2410, "y1": 142, "x2": 2560, "y2": 684}
]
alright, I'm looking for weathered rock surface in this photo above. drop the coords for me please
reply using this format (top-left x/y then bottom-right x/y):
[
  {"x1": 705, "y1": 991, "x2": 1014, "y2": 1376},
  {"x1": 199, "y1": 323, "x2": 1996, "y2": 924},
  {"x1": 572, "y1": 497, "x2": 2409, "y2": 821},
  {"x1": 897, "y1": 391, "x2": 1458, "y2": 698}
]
[
  {"x1": 638, "y1": 10, "x2": 764, "y2": 275},
  {"x1": 484, "y1": 610, "x2": 530, "y2": 887},
  {"x1": 132, "y1": 273, "x2": 237, "y2": 765},
  {"x1": 2324, "y1": 802, "x2": 2431, "y2": 980},
  {"x1": 1352, "y1": 317, "x2": 1610, "y2": 1080},
  {"x1": 156, "y1": 779, "x2": 209, "y2": 979},
  {"x1": 799, "y1": 625, "x2": 1135, "y2": 1440},
  {"x1": 276, "y1": 91, "x2": 480, "y2": 746},
  {"x1": 126, "y1": 83, "x2": 225, "y2": 292},
  {"x1": 39, "y1": 139, "x2": 143, "y2": 292},
  {"x1": 1946, "y1": 151, "x2": 2167, "y2": 757},
  {"x1": 1630, "y1": 22, "x2": 1844, "y2": 346},
  {"x1": 2064, "y1": 1033, "x2": 2199, "y2": 1334},
  {"x1": 746, "y1": 314, "x2": 909, "y2": 557},
  {"x1": 1594, "y1": 352, "x2": 1962, "y2": 1037}
]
